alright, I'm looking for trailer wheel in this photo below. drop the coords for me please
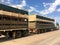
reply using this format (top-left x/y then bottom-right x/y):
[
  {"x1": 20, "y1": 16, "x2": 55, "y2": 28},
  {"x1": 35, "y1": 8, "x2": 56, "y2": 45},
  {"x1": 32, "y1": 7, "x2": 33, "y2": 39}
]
[
  {"x1": 16, "y1": 31, "x2": 22, "y2": 38},
  {"x1": 9, "y1": 31, "x2": 12, "y2": 38},
  {"x1": 37, "y1": 29, "x2": 40, "y2": 34},
  {"x1": 40, "y1": 30, "x2": 42, "y2": 33},
  {"x1": 22, "y1": 30, "x2": 28, "y2": 37},
  {"x1": 5, "y1": 32, "x2": 9, "y2": 39}
]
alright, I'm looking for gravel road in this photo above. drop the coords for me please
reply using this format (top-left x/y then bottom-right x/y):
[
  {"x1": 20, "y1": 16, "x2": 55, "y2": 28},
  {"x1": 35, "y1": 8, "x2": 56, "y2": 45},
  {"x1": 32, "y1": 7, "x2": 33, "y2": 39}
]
[{"x1": 0, "y1": 30, "x2": 60, "y2": 45}]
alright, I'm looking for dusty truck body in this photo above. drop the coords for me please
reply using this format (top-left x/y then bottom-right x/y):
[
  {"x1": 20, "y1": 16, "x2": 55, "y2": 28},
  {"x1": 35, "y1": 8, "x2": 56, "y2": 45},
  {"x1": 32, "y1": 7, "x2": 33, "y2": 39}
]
[
  {"x1": 28, "y1": 15, "x2": 55, "y2": 34},
  {"x1": 0, "y1": 4, "x2": 28, "y2": 38}
]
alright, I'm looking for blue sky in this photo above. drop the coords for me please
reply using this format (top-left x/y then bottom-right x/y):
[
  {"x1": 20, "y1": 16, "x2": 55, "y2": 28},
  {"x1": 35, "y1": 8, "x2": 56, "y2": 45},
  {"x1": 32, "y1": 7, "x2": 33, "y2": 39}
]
[{"x1": 0, "y1": 0, "x2": 60, "y2": 24}]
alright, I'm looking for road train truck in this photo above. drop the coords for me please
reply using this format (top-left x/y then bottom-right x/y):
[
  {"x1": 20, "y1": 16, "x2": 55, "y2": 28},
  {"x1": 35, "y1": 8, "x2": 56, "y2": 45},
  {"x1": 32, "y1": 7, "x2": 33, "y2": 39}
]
[
  {"x1": 28, "y1": 15, "x2": 55, "y2": 34},
  {"x1": 0, "y1": 4, "x2": 28, "y2": 38}
]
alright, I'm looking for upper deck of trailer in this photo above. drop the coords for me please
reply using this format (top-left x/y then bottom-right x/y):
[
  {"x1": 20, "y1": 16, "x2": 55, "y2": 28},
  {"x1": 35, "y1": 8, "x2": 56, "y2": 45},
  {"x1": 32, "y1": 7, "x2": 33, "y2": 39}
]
[
  {"x1": 36, "y1": 15, "x2": 54, "y2": 21},
  {"x1": 0, "y1": 4, "x2": 28, "y2": 15},
  {"x1": 28, "y1": 15, "x2": 54, "y2": 22}
]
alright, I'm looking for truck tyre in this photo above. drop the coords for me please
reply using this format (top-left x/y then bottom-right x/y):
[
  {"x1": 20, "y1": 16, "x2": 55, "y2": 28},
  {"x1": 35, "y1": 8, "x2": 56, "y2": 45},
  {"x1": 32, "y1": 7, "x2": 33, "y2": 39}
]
[
  {"x1": 40, "y1": 30, "x2": 42, "y2": 33},
  {"x1": 5, "y1": 32, "x2": 9, "y2": 39},
  {"x1": 16, "y1": 31, "x2": 22, "y2": 38},
  {"x1": 9, "y1": 31, "x2": 12, "y2": 38},
  {"x1": 37, "y1": 29, "x2": 40, "y2": 34},
  {"x1": 22, "y1": 30, "x2": 28, "y2": 37}
]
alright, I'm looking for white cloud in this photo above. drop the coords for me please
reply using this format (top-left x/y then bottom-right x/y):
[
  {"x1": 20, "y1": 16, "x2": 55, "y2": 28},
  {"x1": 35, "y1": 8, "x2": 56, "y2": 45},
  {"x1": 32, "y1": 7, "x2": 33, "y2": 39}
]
[
  {"x1": 28, "y1": 6, "x2": 40, "y2": 14},
  {"x1": 0, "y1": 0, "x2": 11, "y2": 5},
  {"x1": 40, "y1": 0, "x2": 60, "y2": 24},
  {"x1": 28, "y1": 6, "x2": 36, "y2": 12},
  {"x1": 21, "y1": 0, "x2": 26, "y2": 6},
  {"x1": 0, "y1": 0, "x2": 4, "y2": 3},
  {"x1": 40, "y1": 0, "x2": 60, "y2": 15},
  {"x1": 7, "y1": 0, "x2": 11, "y2": 4},
  {"x1": 43, "y1": 2, "x2": 52, "y2": 8},
  {"x1": 0, "y1": 0, "x2": 41, "y2": 15},
  {"x1": 53, "y1": 17, "x2": 60, "y2": 24},
  {"x1": 8, "y1": 0, "x2": 10, "y2": 1},
  {"x1": 57, "y1": 8, "x2": 60, "y2": 12},
  {"x1": 10, "y1": 0, "x2": 26, "y2": 9},
  {"x1": 27, "y1": 0, "x2": 60, "y2": 15},
  {"x1": 0, "y1": 0, "x2": 11, "y2": 4}
]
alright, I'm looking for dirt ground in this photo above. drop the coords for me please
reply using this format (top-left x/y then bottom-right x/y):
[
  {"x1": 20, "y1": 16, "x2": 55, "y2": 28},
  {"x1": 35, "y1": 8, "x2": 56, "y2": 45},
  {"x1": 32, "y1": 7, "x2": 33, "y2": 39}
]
[{"x1": 0, "y1": 29, "x2": 60, "y2": 45}]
